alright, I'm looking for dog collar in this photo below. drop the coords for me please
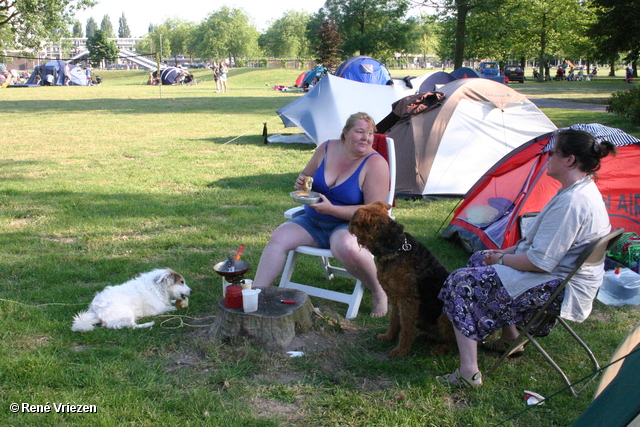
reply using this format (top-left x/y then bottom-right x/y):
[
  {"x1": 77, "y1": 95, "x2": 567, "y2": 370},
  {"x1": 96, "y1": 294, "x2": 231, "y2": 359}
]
[{"x1": 376, "y1": 234, "x2": 412, "y2": 258}]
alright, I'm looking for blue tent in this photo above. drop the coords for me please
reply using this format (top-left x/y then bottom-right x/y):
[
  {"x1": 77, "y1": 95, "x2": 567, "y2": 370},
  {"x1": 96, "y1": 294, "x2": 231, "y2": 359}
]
[
  {"x1": 450, "y1": 67, "x2": 481, "y2": 79},
  {"x1": 334, "y1": 56, "x2": 392, "y2": 85},
  {"x1": 25, "y1": 61, "x2": 88, "y2": 86},
  {"x1": 303, "y1": 66, "x2": 328, "y2": 86},
  {"x1": 418, "y1": 71, "x2": 457, "y2": 92}
]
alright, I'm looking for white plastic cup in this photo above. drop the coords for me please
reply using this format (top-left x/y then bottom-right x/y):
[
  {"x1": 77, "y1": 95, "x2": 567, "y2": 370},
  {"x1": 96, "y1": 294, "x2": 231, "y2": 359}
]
[
  {"x1": 222, "y1": 277, "x2": 231, "y2": 297},
  {"x1": 242, "y1": 289, "x2": 261, "y2": 313},
  {"x1": 241, "y1": 279, "x2": 253, "y2": 290}
]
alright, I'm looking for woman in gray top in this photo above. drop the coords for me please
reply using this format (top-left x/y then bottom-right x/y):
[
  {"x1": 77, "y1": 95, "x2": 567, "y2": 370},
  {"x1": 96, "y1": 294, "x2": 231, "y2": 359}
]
[{"x1": 436, "y1": 129, "x2": 616, "y2": 388}]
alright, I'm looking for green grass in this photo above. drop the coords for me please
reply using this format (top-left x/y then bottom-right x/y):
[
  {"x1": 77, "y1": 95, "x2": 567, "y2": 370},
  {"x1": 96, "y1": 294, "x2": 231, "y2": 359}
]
[{"x1": 1, "y1": 67, "x2": 640, "y2": 426}]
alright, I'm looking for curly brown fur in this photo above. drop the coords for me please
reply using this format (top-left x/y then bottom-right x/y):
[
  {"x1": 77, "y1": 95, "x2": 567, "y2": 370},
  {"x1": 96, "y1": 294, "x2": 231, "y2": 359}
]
[{"x1": 349, "y1": 201, "x2": 456, "y2": 357}]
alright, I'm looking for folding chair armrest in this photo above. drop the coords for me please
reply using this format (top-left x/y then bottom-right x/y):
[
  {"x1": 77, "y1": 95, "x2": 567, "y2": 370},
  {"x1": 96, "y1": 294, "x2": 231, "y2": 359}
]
[{"x1": 284, "y1": 206, "x2": 304, "y2": 219}]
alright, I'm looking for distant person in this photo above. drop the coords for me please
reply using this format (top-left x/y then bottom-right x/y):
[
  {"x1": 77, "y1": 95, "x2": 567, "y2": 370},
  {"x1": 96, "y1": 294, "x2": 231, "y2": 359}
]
[
  {"x1": 626, "y1": 66, "x2": 634, "y2": 83},
  {"x1": 212, "y1": 61, "x2": 221, "y2": 93},
  {"x1": 219, "y1": 61, "x2": 228, "y2": 93},
  {"x1": 44, "y1": 73, "x2": 54, "y2": 86},
  {"x1": 63, "y1": 62, "x2": 70, "y2": 86}
]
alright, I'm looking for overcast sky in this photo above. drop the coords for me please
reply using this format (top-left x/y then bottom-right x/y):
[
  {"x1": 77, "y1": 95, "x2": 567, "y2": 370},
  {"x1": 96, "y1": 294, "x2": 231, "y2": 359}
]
[{"x1": 73, "y1": 0, "x2": 328, "y2": 37}]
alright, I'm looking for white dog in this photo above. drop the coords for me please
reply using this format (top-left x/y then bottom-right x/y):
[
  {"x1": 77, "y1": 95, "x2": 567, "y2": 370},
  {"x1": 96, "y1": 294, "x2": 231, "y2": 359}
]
[{"x1": 71, "y1": 268, "x2": 191, "y2": 332}]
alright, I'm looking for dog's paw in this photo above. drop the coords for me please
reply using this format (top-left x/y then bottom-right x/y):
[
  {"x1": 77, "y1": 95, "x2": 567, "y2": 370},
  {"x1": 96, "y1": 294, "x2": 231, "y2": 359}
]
[
  {"x1": 389, "y1": 346, "x2": 410, "y2": 358},
  {"x1": 377, "y1": 333, "x2": 395, "y2": 342}
]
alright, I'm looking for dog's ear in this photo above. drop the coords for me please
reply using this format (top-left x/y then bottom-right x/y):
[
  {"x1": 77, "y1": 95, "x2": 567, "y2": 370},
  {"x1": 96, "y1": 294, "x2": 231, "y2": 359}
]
[
  {"x1": 371, "y1": 201, "x2": 391, "y2": 212},
  {"x1": 155, "y1": 269, "x2": 177, "y2": 285}
]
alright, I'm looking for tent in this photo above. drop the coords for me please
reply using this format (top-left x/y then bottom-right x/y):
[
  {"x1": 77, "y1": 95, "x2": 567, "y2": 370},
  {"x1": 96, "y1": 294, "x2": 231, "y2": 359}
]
[
  {"x1": 154, "y1": 67, "x2": 192, "y2": 85},
  {"x1": 449, "y1": 66, "x2": 481, "y2": 80},
  {"x1": 378, "y1": 78, "x2": 557, "y2": 197},
  {"x1": 276, "y1": 73, "x2": 427, "y2": 145},
  {"x1": 303, "y1": 65, "x2": 328, "y2": 86},
  {"x1": 418, "y1": 71, "x2": 457, "y2": 93},
  {"x1": 442, "y1": 124, "x2": 640, "y2": 252},
  {"x1": 334, "y1": 56, "x2": 392, "y2": 85},
  {"x1": 294, "y1": 72, "x2": 306, "y2": 87},
  {"x1": 571, "y1": 323, "x2": 640, "y2": 426},
  {"x1": 25, "y1": 61, "x2": 88, "y2": 86}
]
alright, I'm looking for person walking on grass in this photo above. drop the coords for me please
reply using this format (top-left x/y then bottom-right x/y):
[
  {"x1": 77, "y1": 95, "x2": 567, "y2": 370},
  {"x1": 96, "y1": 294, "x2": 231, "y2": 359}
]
[{"x1": 219, "y1": 61, "x2": 228, "y2": 93}]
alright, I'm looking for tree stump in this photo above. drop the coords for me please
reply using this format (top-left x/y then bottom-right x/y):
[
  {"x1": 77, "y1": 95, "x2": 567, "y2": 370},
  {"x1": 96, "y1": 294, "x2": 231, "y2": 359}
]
[{"x1": 210, "y1": 287, "x2": 315, "y2": 351}]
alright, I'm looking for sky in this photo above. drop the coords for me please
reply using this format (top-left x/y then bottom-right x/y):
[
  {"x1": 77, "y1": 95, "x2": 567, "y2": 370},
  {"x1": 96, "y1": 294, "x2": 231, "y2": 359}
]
[{"x1": 73, "y1": 0, "x2": 328, "y2": 37}]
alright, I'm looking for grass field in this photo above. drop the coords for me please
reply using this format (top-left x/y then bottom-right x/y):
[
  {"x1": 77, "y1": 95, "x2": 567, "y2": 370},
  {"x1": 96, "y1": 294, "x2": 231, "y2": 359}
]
[{"x1": 1, "y1": 67, "x2": 639, "y2": 426}]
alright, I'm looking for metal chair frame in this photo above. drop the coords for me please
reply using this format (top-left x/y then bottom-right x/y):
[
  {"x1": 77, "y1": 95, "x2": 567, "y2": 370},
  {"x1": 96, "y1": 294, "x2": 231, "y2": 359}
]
[{"x1": 487, "y1": 228, "x2": 624, "y2": 396}]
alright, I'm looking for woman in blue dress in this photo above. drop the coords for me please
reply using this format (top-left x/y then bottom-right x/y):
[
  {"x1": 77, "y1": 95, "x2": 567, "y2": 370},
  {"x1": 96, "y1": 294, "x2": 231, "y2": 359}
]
[{"x1": 253, "y1": 112, "x2": 390, "y2": 317}]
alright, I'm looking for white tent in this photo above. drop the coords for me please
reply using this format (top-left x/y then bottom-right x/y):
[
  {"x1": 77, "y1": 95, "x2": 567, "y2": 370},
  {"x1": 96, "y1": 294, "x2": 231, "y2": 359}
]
[
  {"x1": 277, "y1": 73, "x2": 430, "y2": 145},
  {"x1": 380, "y1": 78, "x2": 557, "y2": 197}
]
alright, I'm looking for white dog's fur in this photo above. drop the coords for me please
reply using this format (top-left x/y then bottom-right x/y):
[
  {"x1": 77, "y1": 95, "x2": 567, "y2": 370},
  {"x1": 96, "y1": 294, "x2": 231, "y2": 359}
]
[{"x1": 71, "y1": 268, "x2": 191, "y2": 332}]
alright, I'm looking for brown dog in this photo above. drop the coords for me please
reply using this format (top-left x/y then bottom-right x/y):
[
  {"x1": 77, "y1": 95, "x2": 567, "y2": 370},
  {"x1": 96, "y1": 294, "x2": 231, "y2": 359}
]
[{"x1": 349, "y1": 201, "x2": 455, "y2": 357}]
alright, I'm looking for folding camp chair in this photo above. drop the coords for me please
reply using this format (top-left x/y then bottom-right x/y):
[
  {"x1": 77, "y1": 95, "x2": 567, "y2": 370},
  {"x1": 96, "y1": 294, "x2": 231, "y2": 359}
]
[
  {"x1": 278, "y1": 136, "x2": 396, "y2": 319},
  {"x1": 486, "y1": 228, "x2": 624, "y2": 396}
]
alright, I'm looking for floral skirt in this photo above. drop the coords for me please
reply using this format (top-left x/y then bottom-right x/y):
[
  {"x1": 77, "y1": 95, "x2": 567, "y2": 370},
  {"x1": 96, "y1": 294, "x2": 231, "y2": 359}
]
[{"x1": 438, "y1": 251, "x2": 563, "y2": 341}]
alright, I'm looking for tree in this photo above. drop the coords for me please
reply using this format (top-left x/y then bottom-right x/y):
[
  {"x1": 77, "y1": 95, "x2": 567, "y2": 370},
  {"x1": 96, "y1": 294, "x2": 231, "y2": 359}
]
[
  {"x1": 100, "y1": 14, "x2": 114, "y2": 38},
  {"x1": 259, "y1": 10, "x2": 311, "y2": 58},
  {"x1": 403, "y1": 14, "x2": 440, "y2": 63},
  {"x1": 421, "y1": 0, "x2": 505, "y2": 69},
  {"x1": 141, "y1": 18, "x2": 196, "y2": 64},
  {"x1": 314, "y1": 18, "x2": 343, "y2": 69},
  {"x1": 590, "y1": 0, "x2": 640, "y2": 76},
  {"x1": 86, "y1": 16, "x2": 98, "y2": 38},
  {"x1": 0, "y1": 0, "x2": 93, "y2": 49},
  {"x1": 324, "y1": 0, "x2": 410, "y2": 58},
  {"x1": 191, "y1": 7, "x2": 260, "y2": 63},
  {"x1": 86, "y1": 29, "x2": 118, "y2": 66},
  {"x1": 118, "y1": 12, "x2": 131, "y2": 38},
  {"x1": 72, "y1": 20, "x2": 83, "y2": 37}
]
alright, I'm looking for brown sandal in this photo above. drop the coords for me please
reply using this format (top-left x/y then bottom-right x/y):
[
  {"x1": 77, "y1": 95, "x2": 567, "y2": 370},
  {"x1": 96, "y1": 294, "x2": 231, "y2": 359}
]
[{"x1": 482, "y1": 337, "x2": 526, "y2": 357}]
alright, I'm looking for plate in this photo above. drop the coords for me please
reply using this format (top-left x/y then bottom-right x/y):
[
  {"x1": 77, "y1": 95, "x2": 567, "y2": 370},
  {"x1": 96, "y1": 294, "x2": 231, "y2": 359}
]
[{"x1": 290, "y1": 190, "x2": 321, "y2": 205}]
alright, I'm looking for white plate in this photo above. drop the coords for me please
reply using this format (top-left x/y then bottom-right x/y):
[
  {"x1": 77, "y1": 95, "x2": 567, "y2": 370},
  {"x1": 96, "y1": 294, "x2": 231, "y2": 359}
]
[{"x1": 290, "y1": 190, "x2": 321, "y2": 205}]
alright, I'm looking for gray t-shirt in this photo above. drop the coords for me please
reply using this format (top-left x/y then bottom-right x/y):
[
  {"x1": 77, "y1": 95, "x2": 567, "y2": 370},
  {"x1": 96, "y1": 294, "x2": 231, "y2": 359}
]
[{"x1": 494, "y1": 175, "x2": 610, "y2": 322}]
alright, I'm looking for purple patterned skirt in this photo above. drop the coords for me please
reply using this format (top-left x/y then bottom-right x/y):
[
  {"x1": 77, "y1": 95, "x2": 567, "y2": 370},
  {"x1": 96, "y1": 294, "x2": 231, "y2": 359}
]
[{"x1": 438, "y1": 251, "x2": 563, "y2": 341}]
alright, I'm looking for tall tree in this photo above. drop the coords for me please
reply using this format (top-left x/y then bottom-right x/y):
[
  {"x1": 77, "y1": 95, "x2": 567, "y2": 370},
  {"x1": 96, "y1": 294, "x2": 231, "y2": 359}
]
[
  {"x1": 72, "y1": 20, "x2": 83, "y2": 37},
  {"x1": 142, "y1": 18, "x2": 196, "y2": 64},
  {"x1": 590, "y1": 0, "x2": 640, "y2": 76},
  {"x1": 324, "y1": 0, "x2": 410, "y2": 58},
  {"x1": 118, "y1": 12, "x2": 131, "y2": 38},
  {"x1": 190, "y1": 7, "x2": 260, "y2": 62},
  {"x1": 314, "y1": 18, "x2": 343, "y2": 68},
  {"x1": 86, "y1": 16, "x2": 98, "y2": 38},
  {"x1": 0, "y1": 0, "x2": 93, "y2": 49},
  {"x1": 403, "y1": 14, "x2": 440, "y2": 63},
  {"x1": 100, "y1": 14, "x2": 114, "y2": 38},
  {"x1": 422, "y1": 0, "x2": 500, "y2": 69},
  {"x1": 259, "y1": 10, "x2": 311, "y2": 58},
  {"x1": 86, "y1": 28, "x2": 118, "y2": 66}
]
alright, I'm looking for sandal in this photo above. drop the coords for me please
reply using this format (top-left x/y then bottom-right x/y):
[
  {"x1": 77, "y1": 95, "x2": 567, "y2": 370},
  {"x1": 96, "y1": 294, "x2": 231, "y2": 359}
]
[
  {"x1": 436, "y1": 369, "x2": 482, "y2": 389},
  {"x1": 481, "y1": 337, "x2": 526, "y2": 357}
]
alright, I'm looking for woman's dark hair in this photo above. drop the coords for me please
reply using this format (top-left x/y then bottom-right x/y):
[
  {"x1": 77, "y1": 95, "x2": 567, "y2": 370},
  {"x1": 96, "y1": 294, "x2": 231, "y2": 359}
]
[{"x1": 554, "y1": 129, "x2": 616, "y2": 175}]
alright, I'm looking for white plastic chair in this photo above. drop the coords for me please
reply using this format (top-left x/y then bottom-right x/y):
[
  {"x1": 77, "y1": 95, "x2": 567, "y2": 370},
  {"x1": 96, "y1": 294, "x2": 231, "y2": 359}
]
[{"x1": 278, "y1": 136, "x2": 396, "y2": 319}]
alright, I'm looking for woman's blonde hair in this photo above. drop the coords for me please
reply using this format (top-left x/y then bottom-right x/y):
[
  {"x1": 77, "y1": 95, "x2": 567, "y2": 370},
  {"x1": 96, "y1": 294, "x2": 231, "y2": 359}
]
[{"x1": 340, "y1": 112, "x2": 376, "y2": 142}]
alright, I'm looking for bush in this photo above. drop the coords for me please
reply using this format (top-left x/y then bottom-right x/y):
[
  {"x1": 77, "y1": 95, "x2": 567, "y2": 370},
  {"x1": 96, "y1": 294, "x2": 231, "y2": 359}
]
[{"x1": 607, "y1": 87, "x2": 640, "y2": 125}]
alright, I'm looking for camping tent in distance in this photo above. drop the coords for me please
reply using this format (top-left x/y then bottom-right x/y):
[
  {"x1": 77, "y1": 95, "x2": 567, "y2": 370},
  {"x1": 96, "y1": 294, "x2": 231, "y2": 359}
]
[
  {"x1": 442, "y1": 124, "x2": 640, "y2": 252},
  {"x1": 276, "y1": 73, "x2": 423, "y2": 145},
  {"x1": 378, "y1": 77, "x2": 557, "y2": 197},
  {"x1": 25, "y1": 61, "x2": 88, "y2": 86},
  {"x1": 334, "y1": 56, "x2": 393, "y2": 85}
]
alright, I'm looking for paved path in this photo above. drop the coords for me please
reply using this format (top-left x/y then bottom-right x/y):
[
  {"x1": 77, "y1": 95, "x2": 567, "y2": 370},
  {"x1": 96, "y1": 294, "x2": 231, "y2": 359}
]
[{"x1": 529, "y1": 98, "x2": 608, "y2": 113}]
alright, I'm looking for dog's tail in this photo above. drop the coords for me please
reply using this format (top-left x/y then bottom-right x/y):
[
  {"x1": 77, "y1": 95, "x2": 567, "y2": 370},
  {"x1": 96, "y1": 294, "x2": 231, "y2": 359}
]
[{"x1": 71, "y1": 311, "x2": 100, "y2": 332}]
